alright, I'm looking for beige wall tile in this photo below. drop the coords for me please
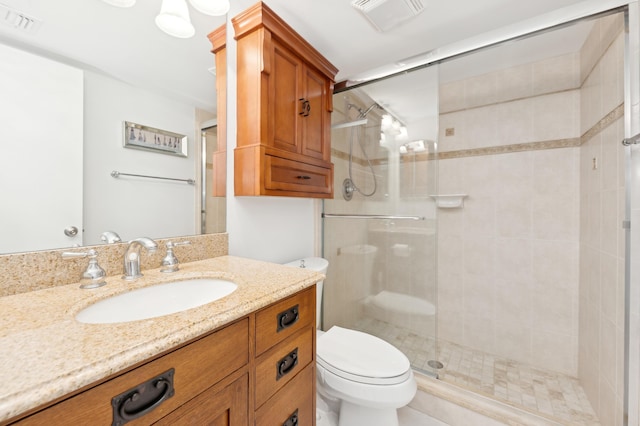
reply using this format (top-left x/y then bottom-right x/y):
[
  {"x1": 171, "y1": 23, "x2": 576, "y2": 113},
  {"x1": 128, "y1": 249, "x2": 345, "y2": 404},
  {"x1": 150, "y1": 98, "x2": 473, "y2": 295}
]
[
  {"x1": 531, "y1": 330, "x2": 577, "y2": 375},
  {"x1": 466, "y1": 73, "x2": 498, "y2": 109},
  {"x1": 495, "y1": 99, "x2": 534, "y2": 144},
  {"x1": 533, "y1": 53, "x2": 580, "y2": 94},
  {"x1": 439, "y1": 80, "x2": 466, "y2": 113},
  {"x1": 494, "y1": 320, "x2": 532, "y2": 365},
  {"x1": 532, "y1": 91, "x2": 581, "y2": 141},
  {"x1": 494, "y1": 63, "x2": 533, "y2": 103}
]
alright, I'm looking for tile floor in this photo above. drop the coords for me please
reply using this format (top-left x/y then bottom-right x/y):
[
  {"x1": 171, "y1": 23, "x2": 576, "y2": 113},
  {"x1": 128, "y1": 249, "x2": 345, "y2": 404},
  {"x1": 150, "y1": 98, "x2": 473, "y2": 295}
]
[
  {"x1": 354, "y1": 317, "x2": 600, "y2": 426},
  {"x1": 398, "y1": 406, "x2": 448, "y2": 425}
]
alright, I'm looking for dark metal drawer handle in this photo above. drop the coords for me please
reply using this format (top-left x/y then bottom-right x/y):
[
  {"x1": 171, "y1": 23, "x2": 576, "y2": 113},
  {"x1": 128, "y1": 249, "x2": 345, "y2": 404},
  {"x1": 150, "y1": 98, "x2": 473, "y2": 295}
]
[
  {"x1": 276, "y1": 347, "x2": 299, "y2": 380},
  {"x1": 277, "y1": 304, "x2": 299, "y2": 332},
  {"x1": 296, "y1": 175, "x2": 311, "y2": 180},
  {"x1": 283, "y1": 409, "x2": 299, "y2": 426},
  {"x1": 111, "y1": 368, "x2": 175, "y2": 425}
]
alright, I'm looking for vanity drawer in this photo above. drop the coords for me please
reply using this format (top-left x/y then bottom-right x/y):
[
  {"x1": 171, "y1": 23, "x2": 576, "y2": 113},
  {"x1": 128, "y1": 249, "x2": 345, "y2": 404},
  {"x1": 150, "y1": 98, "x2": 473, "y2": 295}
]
[
  {"x1": 265, "y1": 155, "x2": 332, "y2": 195},
  {"x1": 255, "y1": 326, "x2": 314, "y2": 408},
  {"x1": 255, "y1": 286, "x2": 315, "y2": 356},
  {"x1": 15, "y1": 319, "x2": 249, "y2": 425},
  {"x1": 255, "y1": 363, "x2": 314, "y2": 426}
]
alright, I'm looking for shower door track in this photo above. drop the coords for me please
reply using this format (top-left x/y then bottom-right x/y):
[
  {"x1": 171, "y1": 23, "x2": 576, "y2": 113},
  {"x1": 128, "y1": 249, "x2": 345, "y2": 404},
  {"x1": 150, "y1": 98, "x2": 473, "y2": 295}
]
[{"x1": 322, "y1": 213, "x2": 425, "y2": 220}]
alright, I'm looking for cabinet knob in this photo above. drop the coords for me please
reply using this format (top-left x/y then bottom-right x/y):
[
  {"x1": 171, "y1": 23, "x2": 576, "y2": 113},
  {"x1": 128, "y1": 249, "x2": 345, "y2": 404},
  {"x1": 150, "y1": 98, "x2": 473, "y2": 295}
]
[{"x1": 298, "y1": 98, "x2": 311, "y2": 117}]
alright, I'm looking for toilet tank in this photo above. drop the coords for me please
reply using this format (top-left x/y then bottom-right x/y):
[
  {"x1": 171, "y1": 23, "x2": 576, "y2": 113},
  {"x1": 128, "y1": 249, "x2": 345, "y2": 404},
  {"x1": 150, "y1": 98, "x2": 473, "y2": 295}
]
[{"x1": 283, "y1": 257, "x2": 328, "y2": 329}]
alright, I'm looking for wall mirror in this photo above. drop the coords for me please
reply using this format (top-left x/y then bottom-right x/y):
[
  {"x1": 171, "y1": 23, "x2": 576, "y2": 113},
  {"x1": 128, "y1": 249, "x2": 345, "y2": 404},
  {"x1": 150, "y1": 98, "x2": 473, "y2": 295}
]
[{"x1": 0, "y1": 0, "x2": 226, "y2": 255}]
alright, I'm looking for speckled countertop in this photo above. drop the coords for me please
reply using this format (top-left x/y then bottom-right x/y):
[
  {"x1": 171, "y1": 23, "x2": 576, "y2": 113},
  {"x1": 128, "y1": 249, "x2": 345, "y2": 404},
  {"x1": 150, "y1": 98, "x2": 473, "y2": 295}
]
[{"x1": 0, "y1": 255, "x2": 322, "y2": 423}]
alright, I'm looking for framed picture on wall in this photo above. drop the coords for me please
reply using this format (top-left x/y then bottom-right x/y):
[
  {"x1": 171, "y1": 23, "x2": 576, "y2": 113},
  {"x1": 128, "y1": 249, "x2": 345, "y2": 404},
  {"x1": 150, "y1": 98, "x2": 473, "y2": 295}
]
[{"x1": 123, "y1": 121, "x2": 187, "y2": 157}]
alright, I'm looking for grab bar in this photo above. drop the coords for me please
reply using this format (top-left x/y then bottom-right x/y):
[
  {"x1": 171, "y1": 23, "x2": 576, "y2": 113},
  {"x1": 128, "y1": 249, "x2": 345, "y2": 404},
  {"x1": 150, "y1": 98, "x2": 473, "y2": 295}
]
[
  {"x1": 322, "y1": 213, "x2": 425, "y2": 221},
  {"x1": 111, "y1": 170, "x2": 195, "y2": 185}
]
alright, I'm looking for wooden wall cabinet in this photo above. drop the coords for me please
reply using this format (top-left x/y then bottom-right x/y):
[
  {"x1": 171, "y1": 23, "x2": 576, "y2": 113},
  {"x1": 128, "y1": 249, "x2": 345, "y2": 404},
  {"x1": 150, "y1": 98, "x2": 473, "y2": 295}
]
[
  {"x1": 10, "y1": 286, "x2": 316, "y2": 426},
  {"x1": 231, "y1": 1, "x2": 338, "y2": 198}
]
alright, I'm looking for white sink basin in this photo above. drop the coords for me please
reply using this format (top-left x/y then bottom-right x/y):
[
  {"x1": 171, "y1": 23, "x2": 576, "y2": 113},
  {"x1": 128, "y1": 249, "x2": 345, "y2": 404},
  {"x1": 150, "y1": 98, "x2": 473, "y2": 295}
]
[{"x1": 76, "y1": 278, "x2": 237, "y2": 324}]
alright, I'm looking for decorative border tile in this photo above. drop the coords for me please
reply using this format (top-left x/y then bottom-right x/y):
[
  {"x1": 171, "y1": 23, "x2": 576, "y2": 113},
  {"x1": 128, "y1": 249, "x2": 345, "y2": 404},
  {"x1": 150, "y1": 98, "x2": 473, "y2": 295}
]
[{"x1": 333, "y1": 103, "x2": 623, "y2": 163}]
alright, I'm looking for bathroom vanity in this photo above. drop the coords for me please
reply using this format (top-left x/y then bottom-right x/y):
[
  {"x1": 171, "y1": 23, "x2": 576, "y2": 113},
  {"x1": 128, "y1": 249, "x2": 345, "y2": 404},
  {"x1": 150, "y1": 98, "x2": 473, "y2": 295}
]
[{"x1": 0, "y1": 256, "x2": 321, "y2": 425}]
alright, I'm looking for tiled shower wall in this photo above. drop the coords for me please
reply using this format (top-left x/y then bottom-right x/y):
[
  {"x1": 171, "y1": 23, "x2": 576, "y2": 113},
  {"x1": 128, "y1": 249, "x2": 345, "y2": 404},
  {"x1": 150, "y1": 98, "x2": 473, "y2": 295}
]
[
  {"x1": 578, "y1": 15, "x2": 625, "y2": 426},
  {"x1": 438, "y1": 52, "x2": 582, "y2": 376},
  {"x1": 438, "y1": 12, "x2": 625, "y2": 425}
]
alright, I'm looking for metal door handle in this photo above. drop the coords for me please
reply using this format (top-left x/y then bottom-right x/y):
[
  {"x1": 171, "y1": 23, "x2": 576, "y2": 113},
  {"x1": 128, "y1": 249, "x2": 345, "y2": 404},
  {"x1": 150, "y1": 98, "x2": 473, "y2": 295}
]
[{"x1": 64, "y1": 226, "x2": 79, "y2": 237}]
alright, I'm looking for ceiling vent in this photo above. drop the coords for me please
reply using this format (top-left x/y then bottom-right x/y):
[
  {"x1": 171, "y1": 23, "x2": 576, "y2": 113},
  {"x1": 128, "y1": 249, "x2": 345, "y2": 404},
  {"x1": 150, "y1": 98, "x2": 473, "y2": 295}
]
[
  {"x1": 0, "y1": 3, "x2": 42, "y2": 34},
  {"x1": 351, "y1": 0, "x2": 425, "y2": 32}
]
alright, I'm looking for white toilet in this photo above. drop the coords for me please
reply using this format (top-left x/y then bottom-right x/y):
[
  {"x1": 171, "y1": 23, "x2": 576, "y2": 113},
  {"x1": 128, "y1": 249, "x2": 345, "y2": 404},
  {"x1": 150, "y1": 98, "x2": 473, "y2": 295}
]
[{"x1": 284, "y1": 257, "x2": 417, "y2": 426}]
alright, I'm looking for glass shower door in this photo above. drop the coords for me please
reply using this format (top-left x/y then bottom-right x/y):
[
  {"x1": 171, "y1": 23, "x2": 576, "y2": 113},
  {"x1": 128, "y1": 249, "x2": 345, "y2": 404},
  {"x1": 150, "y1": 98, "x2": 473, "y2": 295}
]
[{"x1": 322, "y1": 65, "x2": 439, "y2": 375}]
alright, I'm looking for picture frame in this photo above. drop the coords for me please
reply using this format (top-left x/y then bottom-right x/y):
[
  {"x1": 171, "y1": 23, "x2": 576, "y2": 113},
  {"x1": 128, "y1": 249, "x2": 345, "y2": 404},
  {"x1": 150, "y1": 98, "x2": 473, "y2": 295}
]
[{"x1": 123, "y1": 121, "x2": 187, "y2": 157}]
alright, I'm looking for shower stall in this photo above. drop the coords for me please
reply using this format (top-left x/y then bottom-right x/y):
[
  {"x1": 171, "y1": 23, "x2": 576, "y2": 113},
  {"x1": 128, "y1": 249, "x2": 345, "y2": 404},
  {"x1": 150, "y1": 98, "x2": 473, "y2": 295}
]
[{"x1": 322, "y1": 7, "x2": 632, "y2": 426}]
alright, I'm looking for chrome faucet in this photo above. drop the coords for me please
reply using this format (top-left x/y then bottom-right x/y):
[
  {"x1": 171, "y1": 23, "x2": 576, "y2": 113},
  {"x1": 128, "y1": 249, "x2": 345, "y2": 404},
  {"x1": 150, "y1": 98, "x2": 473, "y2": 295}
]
[
  {"x1": 61, "y1": 249, "x2": 107, "y2": 289},
  {"x1": 160, "y1": 240, "x2": 191, "y2": 273},
  {"x1": 122, "y1": 237, "x2": 158, "y2": 280}
]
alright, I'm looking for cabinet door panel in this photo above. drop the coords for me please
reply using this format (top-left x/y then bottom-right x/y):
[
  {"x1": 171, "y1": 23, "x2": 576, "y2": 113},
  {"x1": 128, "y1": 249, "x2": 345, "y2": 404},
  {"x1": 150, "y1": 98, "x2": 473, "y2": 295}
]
[
  {"x1": 272, "y1": 42, "x2": 301, "y2": 154},
  {"x1": 302, "y1": 66, "x2": 329, "y2": 161},
  {"x1": 154, "y1": 374, "x2": 248, "y2": 426}
]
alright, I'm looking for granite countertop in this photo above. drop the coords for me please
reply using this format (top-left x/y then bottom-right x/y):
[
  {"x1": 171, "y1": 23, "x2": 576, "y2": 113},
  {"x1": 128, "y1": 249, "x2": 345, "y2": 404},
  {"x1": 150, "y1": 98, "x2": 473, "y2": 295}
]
[{"x1": 0, "y1": 255, "x2": 322, "y2": 423}]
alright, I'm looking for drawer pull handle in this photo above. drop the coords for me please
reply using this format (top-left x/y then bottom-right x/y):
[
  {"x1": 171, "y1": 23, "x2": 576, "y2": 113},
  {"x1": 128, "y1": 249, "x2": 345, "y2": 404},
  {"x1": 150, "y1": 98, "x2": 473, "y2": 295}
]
[
  {"x1": 283, "y1": 409, "x2": 299, "y2": 426},
  {"x1": 296, "y1": 175, "x2": 311, "y2": 180},
  {"x1": 111, "y1": 368, "x2": 175, "y2": 425},
  {"x1": 277, "y1": 304, "x2": 299, "y2": 332},
  {"x1": 277, "y1": 347, "x2": 299, "y2": 380}
]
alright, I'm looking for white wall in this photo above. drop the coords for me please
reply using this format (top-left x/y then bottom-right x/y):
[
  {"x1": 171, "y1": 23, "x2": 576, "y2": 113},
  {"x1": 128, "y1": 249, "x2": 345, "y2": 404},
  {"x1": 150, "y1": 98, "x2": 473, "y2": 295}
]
[
  {"x1": 83, "y1": 71, "x2": 197, "y2": 245},
  {"x1": 0, "y1": 43, "x2": 84, "y2": 253},
  {"x1": 223, "y1": 20, "x2": 318, "y2": 264}
]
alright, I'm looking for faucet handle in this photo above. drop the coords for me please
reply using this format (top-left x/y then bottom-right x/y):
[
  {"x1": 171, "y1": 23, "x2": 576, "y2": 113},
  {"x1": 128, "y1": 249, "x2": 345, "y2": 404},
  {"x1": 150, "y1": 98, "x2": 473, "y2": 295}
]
[
  {"x1": 100, "y1": 231, "x2": 121, "y2": 244},
  {"x1": 62, "y1": 249, "x2": 107, "y2": 289},
  {"x1": 160, "y1": 241, "x2": 191, "y2": 273}
]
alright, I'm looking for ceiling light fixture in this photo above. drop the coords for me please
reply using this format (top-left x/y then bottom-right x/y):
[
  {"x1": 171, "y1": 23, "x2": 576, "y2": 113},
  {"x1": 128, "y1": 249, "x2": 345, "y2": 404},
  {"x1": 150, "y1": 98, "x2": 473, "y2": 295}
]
[
  {"x1": 100, "y1": 0, "x2": 229, "y2": 39},
  {"x1": 155, "y1": 0, "x2": 195, "y2": 38}
]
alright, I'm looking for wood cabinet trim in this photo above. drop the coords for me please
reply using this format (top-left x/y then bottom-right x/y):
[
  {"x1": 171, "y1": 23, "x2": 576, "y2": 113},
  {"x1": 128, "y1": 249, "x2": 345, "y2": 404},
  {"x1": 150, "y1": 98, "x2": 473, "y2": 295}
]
[{"x1": 232, "y1": 1, "x2": 338, "y2": 80}]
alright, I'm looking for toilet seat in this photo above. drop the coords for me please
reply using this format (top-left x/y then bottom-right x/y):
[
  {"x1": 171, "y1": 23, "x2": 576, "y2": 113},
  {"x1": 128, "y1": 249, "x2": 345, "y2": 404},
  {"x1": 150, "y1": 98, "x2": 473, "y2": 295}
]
[{"x1": 317, "y1": 326, "x2": 411, "y2": 385}]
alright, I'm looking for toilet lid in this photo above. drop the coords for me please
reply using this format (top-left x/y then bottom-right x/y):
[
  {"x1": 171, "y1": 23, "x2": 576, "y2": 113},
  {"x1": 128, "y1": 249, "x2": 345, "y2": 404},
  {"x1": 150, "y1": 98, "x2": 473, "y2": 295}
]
[{"x1": 317, "y1": 326, "x2": 411, "y2": 385}]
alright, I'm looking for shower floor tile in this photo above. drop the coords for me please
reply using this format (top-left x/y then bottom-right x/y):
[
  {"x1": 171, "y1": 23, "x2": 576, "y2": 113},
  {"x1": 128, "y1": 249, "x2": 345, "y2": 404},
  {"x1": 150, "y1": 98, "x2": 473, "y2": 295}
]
[
  {"x1": 353, "y1": 318, "x2": 600, "y2": 425},
  {"x1": 438, "y1": 341, "x2": 600, "y2": 425}
]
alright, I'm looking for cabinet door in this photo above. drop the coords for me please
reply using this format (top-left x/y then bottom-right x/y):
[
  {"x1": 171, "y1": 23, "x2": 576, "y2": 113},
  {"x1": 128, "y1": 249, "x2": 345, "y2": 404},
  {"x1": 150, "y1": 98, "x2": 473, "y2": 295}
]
[
  {"x1": 271, "y1": 40, "x2": 302, "y2": 155},
  {"x1": 154, "y1": 374, "x2": 248, "y2": 426},
  {"x1": 301, "y1": 65, "x2": 330, "y2": 162}
]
